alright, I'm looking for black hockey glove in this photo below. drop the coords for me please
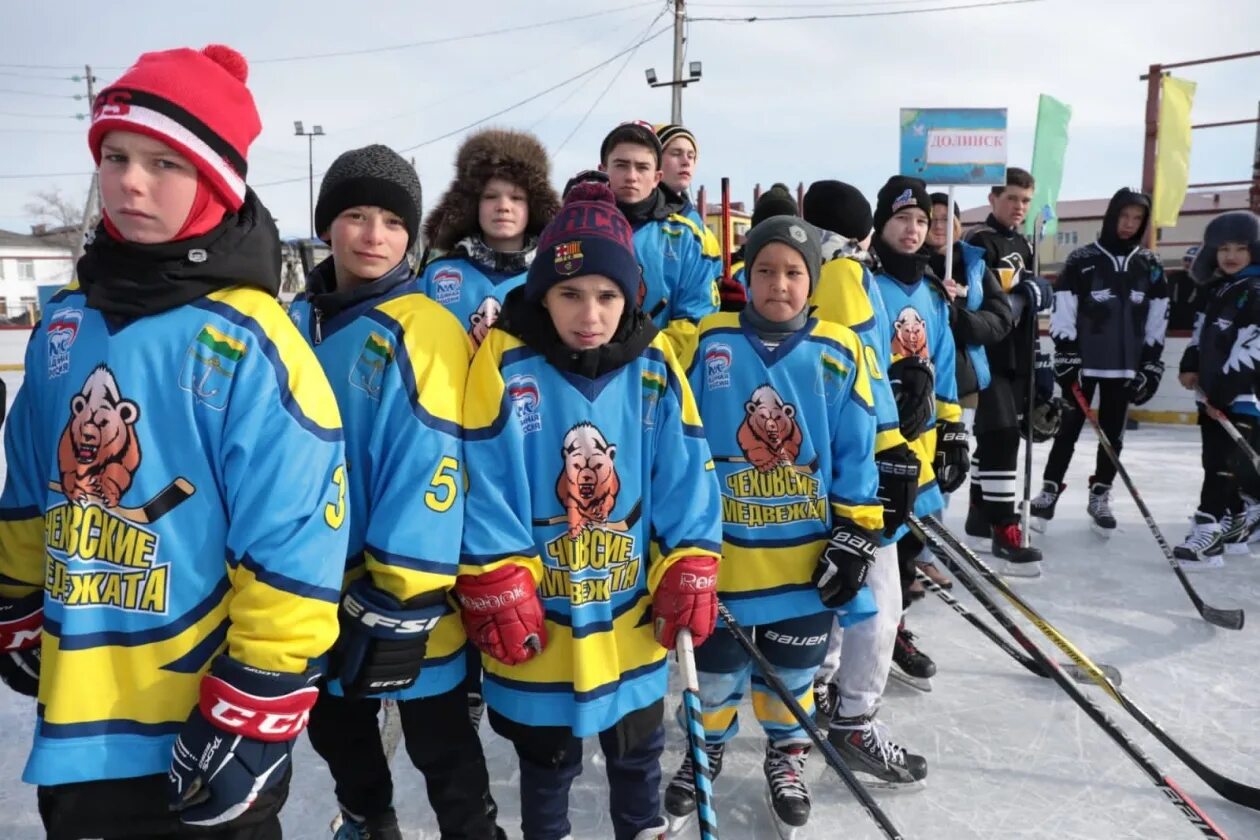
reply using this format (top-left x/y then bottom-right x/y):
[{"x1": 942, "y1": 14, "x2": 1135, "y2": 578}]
[
  {"x1": 1054, "y1": 344, "x2": 1082, "y2": 392},
  {"x1": 888, "y1": 355, "x2": 935, "y2": 442},
  {"x1": 1017, "y1": 275, "x2": 1054, "y2": 312},
  {"x1": 0, "y1": 592, "x2": 42, "y2": 697},
  {"x1": 876, "y1": 443, "x2": 921, "y2": 537},
  {"x1": 934, "y1": 420, "x2": 970, "y2": 494},
  {"x1": 169, "y1": 655, "x2": 319, "y2": 826},
  {"x1": 813, "y1": 518, "x2": 878, "y2": 609},
  {"x1": 331, "y1": 578, "x2": 446, "y2": 698},
  {"x1": 1128, "y1": 359, "x2": 1165, "y2": 406}
]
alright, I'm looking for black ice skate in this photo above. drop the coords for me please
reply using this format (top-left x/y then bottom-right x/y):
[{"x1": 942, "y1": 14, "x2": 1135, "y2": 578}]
[
  {"x1": 664, "y1": 740, "x2": 726, "y2": 836},
  {"x1": 332, "y1": 807, "x2": 403, "y2": 840},
  {"x1": 1174, "y1": 512, "x2": 1225, "y2": 570},
  {"x1": 889, "y1": 621, "x2": 936, "y2": 692},
  {"x1": 828, "y1": 711, "x2": 928, "y2": 788},
  {"x1": 812, "y1": 677, "x2": 839, "y2": 725},
  {"x1": 764, "y1": 743, "x2": 811, "y2": 838},
  {"x1": 1087, "y1": 479, "x2": 1116, "y2": 538},
  {"x1": 992, "y1": 522, "x2": 1042, "y2": 578},
  {"x1": 1219, "y1": 509, "x2": 1251, "y2": 556},
  {"x1": 1029, "y1": 480, "x2": 1063, "y2": 534}
]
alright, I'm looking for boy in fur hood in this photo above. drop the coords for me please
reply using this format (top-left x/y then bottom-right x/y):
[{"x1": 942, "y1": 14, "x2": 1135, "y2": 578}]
[{"x1": 420, "y1": 128, "x2": 560, "y2": 349}]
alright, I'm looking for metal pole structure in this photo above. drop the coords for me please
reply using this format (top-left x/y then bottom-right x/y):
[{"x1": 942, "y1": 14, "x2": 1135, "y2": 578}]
[
  {"x1": 307, "y1": 134, "x2": 314, "y2": 240},
  {"x1": 1252, "y1": 101, "x2": 1260, "y2": 214},
  {"x1": 1140, "y1": 64, "x2": 1162, "y2": 250},
  {"x1": 670, "y1": 0, "x2": 685, "y2": 123},
  {"x1": 74, "y1": 65, "x2": 99, "y2": 263}
]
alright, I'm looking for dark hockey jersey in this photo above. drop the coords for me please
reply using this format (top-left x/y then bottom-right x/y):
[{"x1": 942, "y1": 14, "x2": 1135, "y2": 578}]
[
  {"x1": 1181, "y1": 265, "x2": 1260, "y2": 416},
  {"x1": 965, "y1": 214, "x2": 1036, "y2": 377}
]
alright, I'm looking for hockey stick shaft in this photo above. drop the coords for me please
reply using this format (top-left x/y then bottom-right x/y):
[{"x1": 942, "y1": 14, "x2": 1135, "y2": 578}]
[
  {"x1": 910, "y1": 516, "x2": 1232, "y2": 837},
  {"x1": 676, "y1": 629, "x2": 719, "y2": 840},
  {"x1": 1197, "y1": 392, "x2": 1260, "y2": 474},
  {"x1": 714, "y1": 601, "x2": 905, "y2": 840},
  {"x1": 1069, "y1": 382, "x2": 1244, "y2": 630},
  {"x1": 918, "y1": 513, "x2": 1260, "y2": 812},
  {"x1": 1022, "y1": 215, "x2": 1046, "y2": 545}
]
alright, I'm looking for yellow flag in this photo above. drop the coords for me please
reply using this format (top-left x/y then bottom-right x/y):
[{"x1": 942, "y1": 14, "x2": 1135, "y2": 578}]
[{"x1": 1152, "y1": 75, "x2": 1196, "y2": 228}]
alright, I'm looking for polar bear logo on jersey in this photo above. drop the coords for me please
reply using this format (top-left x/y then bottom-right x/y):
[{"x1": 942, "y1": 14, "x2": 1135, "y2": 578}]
[
  {"x1": 891, "y1": 305, "x2": 928, "y2": 360},
  {"x1": 468, "y1": 296, "x2": 501, "y2": 348},
  {"x1": 58, "y1": 364, "x2": 141, "y2": 508},
  {"x1": 557, "y1": 422, "x2": 620, "y2": 538},
  {"x1": 738, "y1": 384, "x2": 802, "y2": 472}
]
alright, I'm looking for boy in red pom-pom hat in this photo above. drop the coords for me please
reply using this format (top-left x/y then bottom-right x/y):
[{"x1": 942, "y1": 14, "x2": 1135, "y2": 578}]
[{"x1": 0, "y1": 44, "x2": 348, "y2": 838}]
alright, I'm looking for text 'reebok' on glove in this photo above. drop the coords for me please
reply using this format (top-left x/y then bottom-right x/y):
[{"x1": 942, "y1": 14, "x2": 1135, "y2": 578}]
[
  {"x1": 455, "y1": 564, "x2": 546, "y2": 666},
  {"x1": 652, "y1": 555, "x2": 719, "y2": 649}
]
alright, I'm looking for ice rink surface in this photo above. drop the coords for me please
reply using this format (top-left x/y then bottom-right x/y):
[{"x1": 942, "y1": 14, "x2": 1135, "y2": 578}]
[{"x1": 1, "y1": 370, "x2": 1257, "y2": 838}]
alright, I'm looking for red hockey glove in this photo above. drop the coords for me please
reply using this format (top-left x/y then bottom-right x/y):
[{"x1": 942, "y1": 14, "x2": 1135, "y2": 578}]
[
  {"x1": 653, "y1": 555, "x2": 719, "y2": 649},
  {"x1": 456, "y1": 564, "x2": 546, "y2": 666}
]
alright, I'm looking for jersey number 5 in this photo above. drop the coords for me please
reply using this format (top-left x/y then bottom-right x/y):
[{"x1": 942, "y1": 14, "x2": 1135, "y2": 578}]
[{"x1": 425, "y1": 456, "x2": 460, "y2": 513}]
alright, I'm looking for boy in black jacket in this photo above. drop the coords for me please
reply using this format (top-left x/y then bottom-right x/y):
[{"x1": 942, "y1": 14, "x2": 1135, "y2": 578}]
[
  {"x1": 1031, "y1": 188, "x2": 1168, "y2": 537},
  {"x1": 1174, "y1": 211, "x2": 1260, "y2": 566}
]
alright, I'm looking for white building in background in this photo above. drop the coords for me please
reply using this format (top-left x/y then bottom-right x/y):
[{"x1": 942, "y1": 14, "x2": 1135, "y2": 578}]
[{"x1": 0, "y1": 229, "x2": 75, "y2": 320}]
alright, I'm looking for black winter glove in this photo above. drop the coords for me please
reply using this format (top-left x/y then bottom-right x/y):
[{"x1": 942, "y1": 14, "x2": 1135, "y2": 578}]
[
  {"x1": 888, "y1": 355, "x2": 935, "y2": 442},
  {"x1": 1054, "y1": 344, "x2": 1083, "y2": 392},
  {"x1": 934, "y1": 420, "x2": 970, "y2": 494},
  {"x1": 1017, "y1": 275, "x2": 1054, "y2": 312},
  {"x1": 331, "y1": 578, "x2": 446, "y2": 698},
  {"x1": 812, "y1": 518, "x2": 878, "y2": 609},
  {"x1": 0, "y1": 592, "x2": 42, "y2": 698},
  {"x1": 875, "y1": 443, "x2": 921, "y2": 537},
  {"x1": 1128, "y1": 359, "x2": 1165, "y2": 406}
]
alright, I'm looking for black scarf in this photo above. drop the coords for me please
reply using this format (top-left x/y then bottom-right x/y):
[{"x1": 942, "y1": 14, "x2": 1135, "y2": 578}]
[
  {"x1": 617, "y1": 187, "x2": 684, "y2": 229},
  {"x1": 872, "y1": 237, "x2": 932, "y2": 285},
  {"x1": 76, "y1": 190, "x2": 281, "y2": 319},
  {"x1": 494, "y1": 286, "x2": 658, "y2": 379},
  {"x1": 455, "y1": 234, "x2": 537, "y2": 274},
  {"x1": 304, "y1": 257, "x2": 415, "y2": 320}
]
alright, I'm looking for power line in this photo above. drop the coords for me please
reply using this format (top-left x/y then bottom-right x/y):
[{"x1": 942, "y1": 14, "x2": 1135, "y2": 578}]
[
  {"x1": 690, "y1": 0, "x2": 953, "y2": 6},
  {"x1": 0, "y1": 70, "x2": 75, "y2": 81},
  {"x1": 690, "y1": 0, "x2": 1041, "y2": 20},
  {"x1": 0, "y1": 111, "x2": 82, "y2": 120},
  {"x1": 0, "y1": 171, "x2": 92, "y2": 180},
  {"x1": 0, "y1": 87, "x2": 76, "y2": 99}
]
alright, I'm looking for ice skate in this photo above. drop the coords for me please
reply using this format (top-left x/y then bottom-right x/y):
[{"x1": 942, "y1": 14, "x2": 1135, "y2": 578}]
[
  {"x1": 630, "y1": 816, "x2": 669, "y2": 840},
  {"x1": 889, "y1": 621, "x2": 935, "y2": 692},
  {"x1": 812, "y1": 677, "x2": 839, "y2": 725},
  {"x1": 331, "y1": 807, "x2": 403, "y2": 840},
  {"x1": 664, "y1": 740, "x2": 725, "y2": 836},
  {"x1": 1175, "y1": 512, "x2": 1225, "y2": 570},
  {"x1": 1029, "y1": 480, "x2": 1063, "y2": 534},
  {"x1": 828, "y1": 711, "x2": 928, "y2": 788},
  {"x1": 764, "y1": 743, "x2": 811, "y2": 839},
  {"x1": 1087, "y1": 479, "x2": 1117, "y2": 538},
  {"x1": 1219, "y1": 510, "x2": 1252, "y2": 556},
  {"x1": 992, "y1": 523, "x2": 1042, "y2": 578},
  {"x1": 467, "y1": 690, "x2": 485, "y2": 730},
  {"x1": 1243, "y1": 494, "x2": 1260, "y2": 545}
]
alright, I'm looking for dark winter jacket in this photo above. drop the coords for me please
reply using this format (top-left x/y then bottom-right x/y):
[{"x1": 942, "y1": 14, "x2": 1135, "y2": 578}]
[
  {"x1": 1181, "y1": 265, "x2": 1260, "y2": 416},
  {"x1": 933, "y1": 240, "x2": 1014, "y2": 399},
  {"x1": 1049, "y1": 190, "x2": 1168, "y2": 379},
  {"x1": 964, "y1": 213, "x2": 1036, "y2": 377}
]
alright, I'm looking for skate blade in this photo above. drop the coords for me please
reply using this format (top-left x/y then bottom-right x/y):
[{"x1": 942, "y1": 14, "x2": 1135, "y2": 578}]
[
  {"x1": 1223, "y1": 542, "x2": 1251, "y2": 556},
  {"x1": 1090, "y1": 521, "x2": 1115, "y2": 540},
  {"x1": 1030, "y1": 517, "x2": 1049, "y2": 534},
  {"x1": 888, "y1": 666, "x2": 933, "y2": 693},
  {"x1": 764, "y1": 787, "x2": 804, "y2": 840},
  {"x1": 849, "y1": 770, "x2": 928, "y2": 791},
  {"x1": 665, "y1": 811, "x2": 695, "y2": 838},
  {"x1": 1177, "y1": 555, "x2": 1225, "y2": 572},
  {"x1": 1001, "y1": 559, "x2": 1042, "y2": 579}
]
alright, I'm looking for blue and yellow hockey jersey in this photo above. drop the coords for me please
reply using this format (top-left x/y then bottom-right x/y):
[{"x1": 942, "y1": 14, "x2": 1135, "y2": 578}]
[
  {"x1": 419, "y1": 253, "x2": 524, "y2": 350},
  {"x1": 290, "y1": 262, "x2": 471, "y2": 700},
  {"x1": 0, "y1": 284, "x2": 347, "y2": 786},
  {"x1": 632, "y1": 213, "x2": 721, "y2": 358},
  {"x1": 459, "y1": 329, "x2": 722, "y2": 737},
  {"x1": 682, "y1": 313, "x2": 882, "y2": 627}
]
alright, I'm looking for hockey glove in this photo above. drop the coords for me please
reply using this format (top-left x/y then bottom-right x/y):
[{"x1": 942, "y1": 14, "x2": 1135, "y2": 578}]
[
  {"x1": 888, "y1": 355, "x2": 935, "y2": 442},
  {"x1": 813, "y1": 518, "x2": 878, "y2": 608},
  {"x1": 168, "y1": 655, "x2": 319, "y2": 826},
  {"x1": 0, "y1": 592, "x2": 42, "y2": 697},
  {"x1": 876, "y1": 443, "x2": 921, "y2": 537},
  {"x1": 1128, "y1": 359, "x2": 1165, "y2": 406},
  {"x1": 1017, "y1": 275, "x2": 1054, "y2": 312},
  {"x1": 934, "y1": 420, "x2": 970, "y2": 494},
  {"x1": 1054, "y1": 344, "x2": 1083, "y2": 392},
  {"x1": 652, "y1": 555, "x2": 719, "y2": 649},
  {"x1": 455, "y1": 564, "x2": 546, "y2": 666},
  {"x1": 330, "y1": 578, "x2": 447, "y2": 698}
]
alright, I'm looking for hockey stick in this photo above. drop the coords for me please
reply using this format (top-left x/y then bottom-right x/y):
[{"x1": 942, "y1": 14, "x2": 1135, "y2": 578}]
[
  {"x1": 676, "y1": 629, "x2": 720, "y2": 840},
  {"x1": 1021, "y1": 213, "x2": 1046, "y2": 545},
  {"x1": 916, "y1": 513, "x2": 1260, "y2": 814},
  {"x1": 1197, "y1": 391, "x2": 1260, "y2": 474},
  {"x1": 1069, "y1": 382, "x2": 1244, "y2": 630},
  {"x1": 914, "y1": 568, "x2": 1123, "y2": 686},
  {"x1": 47, "y1": 477, "x2": 195, "y2": 525},
  {"x1": 714, "y1": 601, "x2": 905, "y2": 840}
]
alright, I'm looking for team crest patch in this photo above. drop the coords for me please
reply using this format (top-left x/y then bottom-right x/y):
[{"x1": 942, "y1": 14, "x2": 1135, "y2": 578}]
[
  {"x1": 507, "y1": 374, "x2": 542, "y2": 434},
  {"x1": 46, "y1": 307, "x2": 82, "y2": 378},
  {"x1": 890, "y1": 188, "x2": 917, "y2": 213},
  {"x1": 816, "y1": 351, "x2": 849, "y2": 404},
  {"x1": 179, "y1": 324, "x2": 247, "y2": 410},
  {"x1": 350, "y1": 331, "x2": 393, "y2": 398},
  {"x1": 555, "y1": 241, "x2": 584, "y2": 276},
  {"x1": 433, "y1": 267, "x2": 463, "y2": 305},
  {"x1": 705, "y1": 343, "x2": 732, "y2": 390},
  {"x1": 642, "y1": 370, "x2": 666, "y2": 426}
]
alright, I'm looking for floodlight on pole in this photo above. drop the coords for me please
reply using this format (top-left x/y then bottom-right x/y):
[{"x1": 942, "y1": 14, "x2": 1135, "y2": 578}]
[{"x1": 295, "y1": 121, "x2": 325, "y2": 239}]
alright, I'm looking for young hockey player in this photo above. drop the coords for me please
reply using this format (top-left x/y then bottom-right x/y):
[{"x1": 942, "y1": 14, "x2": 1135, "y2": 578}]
[
  {"x1": 665, "y1": 216, "x2": 882, "y2": 838},
  {"x1": 599, "y1": 120, "x2": 720, "y2": 356},
  {"x1": 1032, "y1": 188, "x2": 1168, "y2": 538},
  {"x1": 290, "y1": 145, "x2": 504, "y2": 840},
  {"x1": 0, "y1": 44, "x2": 348, "y2": 838},
  {"x1": 1174, "y1": 211, "x2": 1260, "y2": 566},
  {"x1": 457, "y1": 182, "x2": 723, "y2": 840},
  {"x1": 963, "y1": 168, "x2": 1052, "y2": 564},
  {"x1": 420, "y1": 128, "x2": 560, "y2": 351},
  {"x1": 730, "y1": 183, "x2": 799, "y2": 287},
  {"x1": 654, "y1": 123, "x2": 702, "y2": 226},
  {"x1": 801, "y1": 181, "x2": 933, "y2": 774}
]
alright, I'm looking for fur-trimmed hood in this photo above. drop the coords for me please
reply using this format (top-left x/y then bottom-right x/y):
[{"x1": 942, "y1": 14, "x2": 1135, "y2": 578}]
[{"x1": 423, "y1": 128, "x2": 560, "y2": 252}]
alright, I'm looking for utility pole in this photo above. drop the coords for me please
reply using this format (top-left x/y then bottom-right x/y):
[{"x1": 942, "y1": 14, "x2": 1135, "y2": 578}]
[
  {"x1": 74, "y1": 64, "x2": 99, "y2": 262},
  {"x1": 294, "y1": 121, "x2": 325, "y2": 239},
  {"x1": 645, "y1": 0, "x2": 701, "y2": 123}
]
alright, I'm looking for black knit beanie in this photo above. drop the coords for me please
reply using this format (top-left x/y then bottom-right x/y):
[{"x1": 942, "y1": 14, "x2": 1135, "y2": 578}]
[
  {"x1": 873, "y1": 176, "x2": 932, "y2": 234},
  {"x1": 751, "y1": 184, "x2": 798, "y2": 228},
  {"x1": 802, "y1": 180, "x2": 873, "y2": 241},
  {"x1": 315, "y1": 144, "x2": 423, "y2": 247},
  {"x1": 929, "y1": 192, "x2": 961, "y2": 219}
]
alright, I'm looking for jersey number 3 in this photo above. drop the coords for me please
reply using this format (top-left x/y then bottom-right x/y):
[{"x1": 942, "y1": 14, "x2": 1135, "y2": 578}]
[{"x1": 324, "y1": 464, "x2": 347, "y2": 529}]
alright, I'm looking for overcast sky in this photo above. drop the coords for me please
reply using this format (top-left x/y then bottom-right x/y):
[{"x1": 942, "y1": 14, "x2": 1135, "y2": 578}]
[{"x1": 1, "y1": 0, "x2": 1258, "y2": 238}]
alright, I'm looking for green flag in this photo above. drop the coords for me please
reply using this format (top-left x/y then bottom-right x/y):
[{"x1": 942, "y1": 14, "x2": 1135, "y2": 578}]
[{"x1": 1026, "y1": 94, "x2": 1072, "y2": 238}]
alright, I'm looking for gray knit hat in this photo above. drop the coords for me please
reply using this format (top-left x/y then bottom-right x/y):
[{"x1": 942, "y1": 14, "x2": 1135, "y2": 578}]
[
  {"x1": 315, "y1": 144, "x2": 422, "y2": 247},
  {"x1": 744, "y1": 215, "x2": 822, "y2": 293}
]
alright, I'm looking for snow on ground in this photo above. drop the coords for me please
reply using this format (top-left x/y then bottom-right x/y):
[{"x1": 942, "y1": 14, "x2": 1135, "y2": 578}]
[{"x1": 0, "y1": 371, "x2": 1257, "y2": 838}]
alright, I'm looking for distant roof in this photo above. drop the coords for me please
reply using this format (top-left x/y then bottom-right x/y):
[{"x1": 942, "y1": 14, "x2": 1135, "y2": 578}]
[
  {"x1": 0, "y1": 228, "x2": 49, "y2": 247},
  {"x1": 961, "y1": 188, "x2": 1251, "y2": 225}
]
